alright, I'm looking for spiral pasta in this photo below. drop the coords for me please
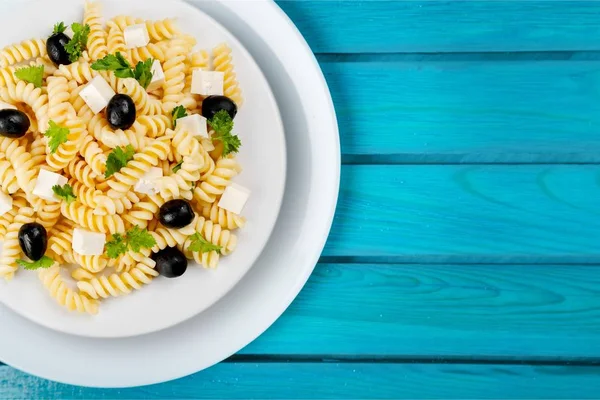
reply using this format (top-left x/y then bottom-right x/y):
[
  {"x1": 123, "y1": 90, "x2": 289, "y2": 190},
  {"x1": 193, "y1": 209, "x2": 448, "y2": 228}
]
[
  {"x1": 39, "y1": 265, "x2": 99, "y2": 314},
  {"x1": 0, "y1": 38, "x2": 46, "y2": 68},
  {"x1": 0, "y1": 8, "x2": 248, "y2": 315},
  {"x1": 199, "y1": 202, "x2": 246, "y2": 230},
  {"x1": 84, "y1": 1, "x2": 108, "y2": 60},
  {"x1": 212, "y1": 43, "x2": 243, "y2": 106},
  {"x1": 0, "y1": 207, "x2": 35, "y2": 280},
  {"x1": 193, "y1": 157, "x2": 241, "y2": 204}
]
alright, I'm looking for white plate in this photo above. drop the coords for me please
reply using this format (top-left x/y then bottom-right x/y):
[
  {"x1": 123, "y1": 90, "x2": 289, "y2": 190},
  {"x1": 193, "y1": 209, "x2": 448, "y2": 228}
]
[
  {"x1": 0, "y1": 0, "x2": 286, "y2": 338},
  {"x1": 0, "y1": 0, "x2": 339, "y2": 387}
]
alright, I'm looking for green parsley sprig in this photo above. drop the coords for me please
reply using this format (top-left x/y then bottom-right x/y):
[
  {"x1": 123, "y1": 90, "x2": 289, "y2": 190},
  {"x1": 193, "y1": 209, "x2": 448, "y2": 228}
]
[
  {"x1": 53, "y1": 22, "x2": 66, "y2": 35},
  {"x1": 44, "y1": 120, "x2": 69, "y2": 154},
  {"x1": 208, "y1": 110, "x2": 241, "y2": 156},
  {"x1": 105, "y1": 145, "x2": 135, "y2": 178},
  {"x1": 64, "y1": 23, "x2": 90, "y2": 63},
  {"x1": 14, "y1": 65, "x2": 44, "y2": 88},
  {"x1": 52, "y1": 183, "x2": 77, "y2": 204},
  {"x1": 106, "y1": 226, "x2": 156, "y2": 259},
  {"x1": 187, "y1": 233, "x2": 222, "y2": 254},
  {"x1": 16, "y1": 256, "x2": 54, "y2": 270},
  {"x1": 171, "y1": 105, "x2": 188, "y2": 128},
  {"x1": 172, "y1": 160, "x2": 184, "y2": 173},
  {"x1": 91, "y1": 53, "x2": 154, "y2": 89}
]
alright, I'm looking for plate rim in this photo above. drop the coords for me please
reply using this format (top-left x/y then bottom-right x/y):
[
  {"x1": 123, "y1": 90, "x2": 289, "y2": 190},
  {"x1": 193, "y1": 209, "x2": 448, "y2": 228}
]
[
  {"x1": 0, "y1": 0, "x2": 288, "y2": 338},
  {"x1": 0, "y1": 0, "x2": 340, "y2": 387}
]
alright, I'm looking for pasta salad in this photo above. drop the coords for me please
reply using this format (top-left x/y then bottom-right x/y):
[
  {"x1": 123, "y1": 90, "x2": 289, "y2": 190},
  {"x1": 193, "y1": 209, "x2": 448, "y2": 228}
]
[{"x1": 0, "y1": 1, "x2": 251, "y2": 315}]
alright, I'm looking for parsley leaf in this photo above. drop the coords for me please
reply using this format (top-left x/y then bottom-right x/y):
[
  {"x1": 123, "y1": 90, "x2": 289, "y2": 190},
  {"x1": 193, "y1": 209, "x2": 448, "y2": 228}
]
[
  {"x1": 133, "y1": 58, "x2": 153, "y2": 89},
  {"x1": 44, "y1": 120, "x2": 69, "y2": 154},
  {"x1": 187, "y1": 233, "x2": 222, "y2": 254},
  {"x1": 126, "y1": 226, "x2": 156, "y2": 252},
  {"x1": 105, "y1": 227, "x2": 156, "y2": 259},
  {"x1": 14, "y1": 65, "x2": 44, "y2": 88},
  {"x1": 52, "y1": 183, "x2": 77, "y2": 204},
  {"x1": 65, "y1": 23, "x2": 90, "y2": 62},
  {"x1": 91, "y1": 52, "x2": 134, "y2": 78},
  {"x1": 171, "y1": 105, "x2": 187, "y2": 128},
  {"x1": 208, "y1": 110, "x2": 241, "y2": 156},
  {"x1": 92, "y1": 54, "x2": 153, "y2": 87},
  {"x1": 172, "y1": 160, "x2": 183, "y2": 173},
  {"x1": 105, "y1": 145, "x2": 135, "y2": 178},
  {"x1": 16, "y1": 256, "x2": 54, "y2": 270},
  {"x1": 106, "y1": 233, "x2": 128, "y2": 259},
  {"x1": 53, "y1": 22, "x2": 66, "y2": 35}
]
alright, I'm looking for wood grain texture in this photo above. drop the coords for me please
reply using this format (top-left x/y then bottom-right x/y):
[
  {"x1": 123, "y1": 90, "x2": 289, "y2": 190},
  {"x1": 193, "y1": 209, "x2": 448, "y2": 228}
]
[
  {"x1": 2, "y1": 363, "x2": 600, "y2": 399},
  {"x1": 278, "y1": 1, "x2": 600, "y2": 53},
  {"x1": 324, "y1": 165, "x2": 600, "y2": 260},
  {"x1": 241, "y1": 263, "x2": 600, "y2": 357},
  {"x1": 322, "y1": 60, "x2": 600, "y2": 161}
]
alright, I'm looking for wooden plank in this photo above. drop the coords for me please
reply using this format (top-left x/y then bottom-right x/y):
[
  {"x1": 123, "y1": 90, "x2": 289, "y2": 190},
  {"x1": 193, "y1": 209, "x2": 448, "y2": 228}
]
[
  {"x1": 242, "y1": 264, "x2": 600, "y2": 357},
  {"x1": 324, "y1": 165, "x2": 600, "y2": 260},
  {"x1": 322, "y1": 60, "x2": 600, "y2": 161},
  {"x1": 278, "y1": 1, "x2": 600, "y2": 53},
  {"x1": 2, "y1": 363, "x2": 600, "y2": 399}
]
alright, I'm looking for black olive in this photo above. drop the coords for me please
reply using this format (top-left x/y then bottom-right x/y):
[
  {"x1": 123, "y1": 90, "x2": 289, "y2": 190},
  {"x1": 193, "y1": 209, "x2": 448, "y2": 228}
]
[
  {"x1": 151, "y1": 247, "x2": 188, "y2": 278},
  {"x1": 202, "y1": 95, "x2": 237, "y2": 120},
  {"x1": 46, "y1": 33, "x2": 72, "y2": 66},
  {"x1": 0, "y1": 109, "x2": 30, "y2": 138},
  {"x1": 159, "y1": 199, "x2": 194, "y2": 229},
  {"x1": 18, "y1": 223, "x2": 47, "y2": 261},
  {"x1": 106, "y1": 94, "x2": 136, "y2": 130}
]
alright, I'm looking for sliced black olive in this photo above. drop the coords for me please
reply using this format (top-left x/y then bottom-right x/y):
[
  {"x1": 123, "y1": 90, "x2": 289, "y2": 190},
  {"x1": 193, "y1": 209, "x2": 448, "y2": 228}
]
[
  {"x1": 46, "y1": 33, "x2": 72, "y2": 66},
  {"x1": 202, "y1": 95, "x2": 237, "y2": 120},
  {"x1": 151, "y1": 247, "x2": 188, "y2": 278},
  {"x1": 159, "y1": 199, "x2": 194, "y2": 229},
  {"x1": 106, "y1": 94, "x2": 136, "y2": 130},
  {"x1": 0, "y1": 109, "x2": 30, "y2": 138},
  {"x1": 18, "y1": 223, "x2": 47, "y2": 261}
]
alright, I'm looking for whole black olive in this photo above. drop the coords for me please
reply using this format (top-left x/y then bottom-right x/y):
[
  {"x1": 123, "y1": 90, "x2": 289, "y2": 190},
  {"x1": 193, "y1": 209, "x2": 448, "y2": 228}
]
[
  {"x1": 106, "y1": 94, "x2": 136, "y2": 130},
  {"x1": 0, "y1": 109, "x2": 30, "y2": 138},
  {"x1": 151, "y1": 247, "x2": 188, "y2": 278},
  {"x1": 159, "y1": 199, "x2": 194, "y2": 229},
  {"x1": 46, "y1": 32, "x2": 72, "y2": 66},
  {"x1": 201, "y1": 95, "x2": 237, "y2": 120},
  {"x1": 18, "y1": 223, "x2": 47, "y2": 261}
]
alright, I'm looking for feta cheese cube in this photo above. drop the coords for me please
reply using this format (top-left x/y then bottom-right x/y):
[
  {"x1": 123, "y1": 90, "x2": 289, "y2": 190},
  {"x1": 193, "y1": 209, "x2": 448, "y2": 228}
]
[
  {"x1": 79, "y1": 75, "x2": 116, "y2": 114},
  {"x1": 72, "y1": 227, "x2": 106, "y2": 256},
  {"x1": 64, "y1": 26, "x2": 74, "y2": 39},
  {"x1": 0, "y1": 192, "x2": 13, "y2": 217},
  {"x1": 147, "y1": 60, "x2": 165, "y2": 92},
  {"x1": 32, "y1": 169, "x2": 68, "y2": 202},
  {"x1": 134, "y1": 167, "x2": 163, "y2": 195},
  {"x1": 124, "y1": 24, "x2": 150, "y2": 49},
  {"x1": 0, "y1": 101, "x2": 17, "y2": 111},
  {"x1": 191, "y1": 69, "x2": 224, "y2": 96},
  {"x1": 177, "y1": 114, "x2": 208, "y2": 139},
  {"x1": 218, "y1": 183, "x2": 251, "y2": 215}
]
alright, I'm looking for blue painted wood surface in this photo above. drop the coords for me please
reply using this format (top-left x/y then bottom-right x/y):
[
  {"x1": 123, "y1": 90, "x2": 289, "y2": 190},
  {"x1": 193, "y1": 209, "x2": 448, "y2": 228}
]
[{"x1": 4, "y1": 1, "x2": 600, "y2": 398}]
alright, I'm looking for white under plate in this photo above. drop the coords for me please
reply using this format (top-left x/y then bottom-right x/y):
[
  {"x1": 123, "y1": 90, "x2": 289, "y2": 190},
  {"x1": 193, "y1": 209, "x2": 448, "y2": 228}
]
[
  {"x1": 0, "y1": 0, "x2": 286, "y2": 338},
  {"x1": 0, "y1": 0, "x2": 339, "y2": 388}
]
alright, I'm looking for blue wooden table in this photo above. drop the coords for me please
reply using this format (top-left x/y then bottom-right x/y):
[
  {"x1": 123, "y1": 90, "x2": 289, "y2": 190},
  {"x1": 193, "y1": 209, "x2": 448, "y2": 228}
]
[{"x1": 4, "y1": 1, "x2": 600, "y2": 398}]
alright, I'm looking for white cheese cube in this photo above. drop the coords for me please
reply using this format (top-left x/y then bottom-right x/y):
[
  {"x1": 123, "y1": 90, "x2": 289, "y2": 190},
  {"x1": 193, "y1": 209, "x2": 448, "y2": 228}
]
[
  {"x1": 0, "y1": 192, "x2": 13, "y2": 217},
  {"x1": 218, "y1": 183, "x2": 251, "y2": 215},
  {"x1": 64, "y1": 26, "x2": 74, "y2": 39},
  {"x1": 177, "y1": 114, "x2": 208, "y2": 139},
  {"x1": 79, "y1": 75, "x2": 116, "y2": 114},
  {"x1": 147, "y1": 60, "x2": 165, "y2": 92},
  {"x1": 134, "y1": 167, "x2": 163, "y2": 195},
  {"x1": 0, "y1": 101, "x2": 17, "y2": 111},
  {"x1": 124, "y1": 24, "x2": 150, "y2": 49},
  {"x1": 32, "y1": 169, "x2": 68, "y2": 202},
  {"x1": 72, "y1": 228, "x2": 106, "y2": 256},
  {"x1": 191, "y1": 69, "x2": 224, "y2": 96}
]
